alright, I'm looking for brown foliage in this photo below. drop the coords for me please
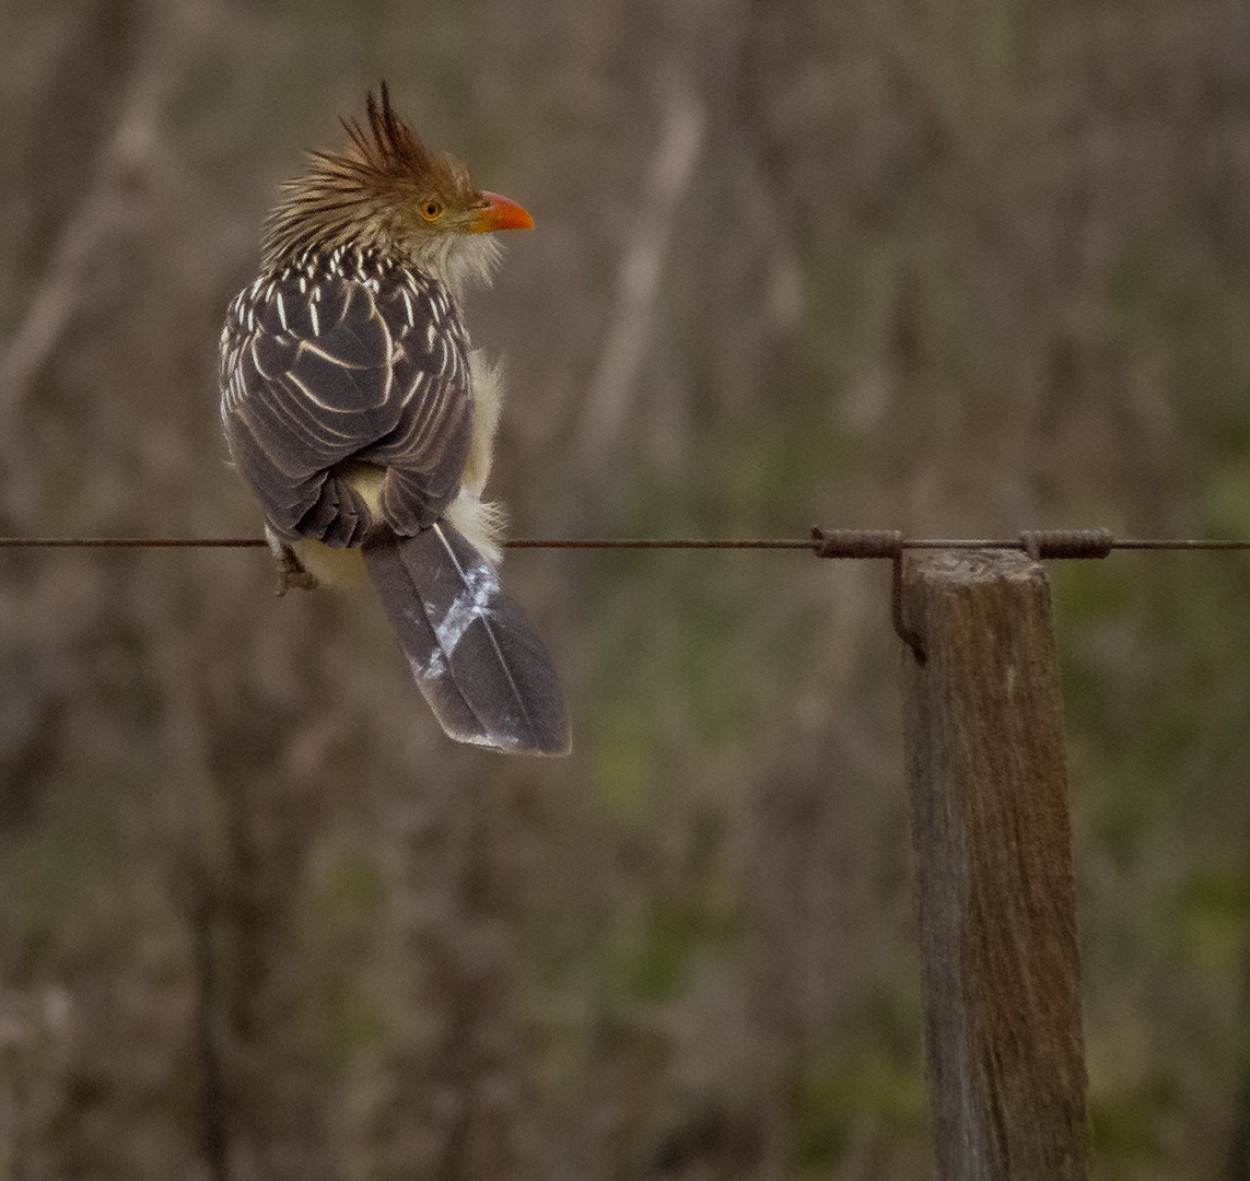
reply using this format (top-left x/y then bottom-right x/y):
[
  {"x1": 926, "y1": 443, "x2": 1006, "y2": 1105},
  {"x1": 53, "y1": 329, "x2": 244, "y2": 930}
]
[{"x1": 3, "y1": 0, "x2": 1250, "y2": 1177}]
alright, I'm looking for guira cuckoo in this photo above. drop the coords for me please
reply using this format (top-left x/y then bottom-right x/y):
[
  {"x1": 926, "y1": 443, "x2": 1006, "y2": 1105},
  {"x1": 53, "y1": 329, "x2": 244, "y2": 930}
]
[{"x1": 219, "y1": 85, "x2": 570, "y2": 755}]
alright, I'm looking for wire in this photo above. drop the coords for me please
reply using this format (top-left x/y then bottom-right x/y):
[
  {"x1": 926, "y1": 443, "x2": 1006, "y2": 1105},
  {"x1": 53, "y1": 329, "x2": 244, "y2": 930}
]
[
  {"x1": 0, "y1": 537, "x2": 811, "y2": 550},
  {"x1": 0, "y1": 537, "x2": 268, "y2": 548},
  {"x1": 504, "y1": 538, "x2": 814, "y2": 550},
  {"x1": 2, "y1": 530, "x2": 1250, "y2": 554}
]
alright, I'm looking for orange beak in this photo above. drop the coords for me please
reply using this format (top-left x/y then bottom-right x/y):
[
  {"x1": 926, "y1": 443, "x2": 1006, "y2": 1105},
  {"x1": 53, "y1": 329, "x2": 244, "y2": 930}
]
[{"x1": 471, "y1": 190, "x2": 534, "y2": 233}]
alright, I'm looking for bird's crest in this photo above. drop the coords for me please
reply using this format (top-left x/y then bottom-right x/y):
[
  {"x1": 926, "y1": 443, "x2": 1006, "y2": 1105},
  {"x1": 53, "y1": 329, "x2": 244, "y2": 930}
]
[
  {"x1": 337, "y1": 84, "x2": 439, "y2": 180},
  {"x1": 260, "y1": 83, "x2": 473, "y2": 269}
]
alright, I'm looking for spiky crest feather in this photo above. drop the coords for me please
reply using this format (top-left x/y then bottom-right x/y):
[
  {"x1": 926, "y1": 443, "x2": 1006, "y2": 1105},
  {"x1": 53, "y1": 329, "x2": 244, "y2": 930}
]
[{"x1": 339, "y1": 83, "x2": 439, "y2": 180}]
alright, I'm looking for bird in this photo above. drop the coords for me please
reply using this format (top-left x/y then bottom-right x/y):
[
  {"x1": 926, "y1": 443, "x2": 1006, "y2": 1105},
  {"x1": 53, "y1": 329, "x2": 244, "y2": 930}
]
[{"x1": 219, "y1": 84, "x2": 570, "y2": 756}]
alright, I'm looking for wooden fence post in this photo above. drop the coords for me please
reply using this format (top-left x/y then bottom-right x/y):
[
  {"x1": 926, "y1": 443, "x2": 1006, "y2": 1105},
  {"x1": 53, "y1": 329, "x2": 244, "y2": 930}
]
[{"x1": 900, "y1": 549, "x2": 1090, "y2": 1180}]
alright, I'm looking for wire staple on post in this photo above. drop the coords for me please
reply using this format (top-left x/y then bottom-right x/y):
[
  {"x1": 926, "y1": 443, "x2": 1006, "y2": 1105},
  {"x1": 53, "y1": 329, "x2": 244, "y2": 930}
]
[{"x1": 807, "y1": 529, "x2": 926, "y2": 658}]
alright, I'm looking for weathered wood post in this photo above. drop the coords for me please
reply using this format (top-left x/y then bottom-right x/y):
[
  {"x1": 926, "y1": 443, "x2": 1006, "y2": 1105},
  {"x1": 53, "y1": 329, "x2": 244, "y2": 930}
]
[{"x1": 900, "y1": 549, "x2": 1089, "y2": 1180}]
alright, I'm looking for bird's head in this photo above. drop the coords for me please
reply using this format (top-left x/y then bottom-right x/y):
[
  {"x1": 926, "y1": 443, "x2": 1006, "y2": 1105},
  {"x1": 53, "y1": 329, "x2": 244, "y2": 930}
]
[{"x1": 261, "y1": 84, "x2": 533, "y2": 294}]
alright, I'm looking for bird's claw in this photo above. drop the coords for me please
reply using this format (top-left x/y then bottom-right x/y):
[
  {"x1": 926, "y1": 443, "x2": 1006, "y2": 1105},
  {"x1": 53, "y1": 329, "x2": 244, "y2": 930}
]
[
  {"x1": 265, "y1": 527, "x2": 318, "y2": 596},
  {"x1": 274, "y1": 553, "x2": 318, "y2": 596}
]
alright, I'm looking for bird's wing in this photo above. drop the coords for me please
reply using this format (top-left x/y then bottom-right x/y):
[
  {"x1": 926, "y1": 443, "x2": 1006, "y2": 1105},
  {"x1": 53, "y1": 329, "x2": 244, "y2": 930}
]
[{"x1": 220, "y1": 267, "x2": 472, "y2": 545}]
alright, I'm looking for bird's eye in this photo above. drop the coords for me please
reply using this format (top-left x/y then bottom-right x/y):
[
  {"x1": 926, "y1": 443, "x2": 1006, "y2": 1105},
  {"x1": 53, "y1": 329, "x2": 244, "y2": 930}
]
[{"x1": 420, "y1": 199, "x2": 444, "y2": 222}]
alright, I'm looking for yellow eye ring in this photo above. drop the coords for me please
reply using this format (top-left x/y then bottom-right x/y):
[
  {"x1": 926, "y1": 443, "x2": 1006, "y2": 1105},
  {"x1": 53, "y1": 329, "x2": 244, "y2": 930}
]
[{"x1": 420, "y1": 199, "x2": 444, "y2": 222}]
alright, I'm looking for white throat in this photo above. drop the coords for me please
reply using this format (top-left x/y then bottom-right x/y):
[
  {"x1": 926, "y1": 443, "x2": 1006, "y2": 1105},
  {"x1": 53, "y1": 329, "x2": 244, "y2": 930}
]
[{"x1": 417, "y1": 234, "x2": 503, "y2": 301}]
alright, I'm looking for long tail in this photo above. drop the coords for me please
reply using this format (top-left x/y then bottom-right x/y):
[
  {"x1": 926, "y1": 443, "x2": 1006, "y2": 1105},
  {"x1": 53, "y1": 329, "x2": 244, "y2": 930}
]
[{"x1": 361, "y1": 522, "x2": 571, "y2": 755}]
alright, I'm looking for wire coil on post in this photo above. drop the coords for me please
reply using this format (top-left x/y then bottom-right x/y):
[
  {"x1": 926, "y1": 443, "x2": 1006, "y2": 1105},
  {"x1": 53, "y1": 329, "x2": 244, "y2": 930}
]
[
  {"x1": 809, "y1": 527, "x2": 904, "y2": 560},
  {"x1": 1019, "y1": 529, "x2": 1115, "y2": 561}
]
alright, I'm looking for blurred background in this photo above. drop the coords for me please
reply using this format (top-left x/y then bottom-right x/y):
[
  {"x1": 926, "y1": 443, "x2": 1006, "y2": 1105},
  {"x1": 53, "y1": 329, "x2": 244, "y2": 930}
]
[{"x1": 3, "y1": 0, "x2": 1250, "y2": 1177}]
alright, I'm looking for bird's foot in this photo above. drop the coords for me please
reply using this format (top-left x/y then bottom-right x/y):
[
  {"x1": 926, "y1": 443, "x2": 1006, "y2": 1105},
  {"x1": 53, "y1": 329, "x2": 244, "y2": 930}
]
[
  {"x1": 273, "y1": 550, "x2": 318, "y2": 596},
  {"x1": 265, "y1": 527, "x2": 318, "y2": 597}
]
